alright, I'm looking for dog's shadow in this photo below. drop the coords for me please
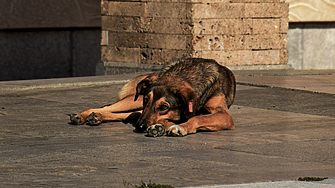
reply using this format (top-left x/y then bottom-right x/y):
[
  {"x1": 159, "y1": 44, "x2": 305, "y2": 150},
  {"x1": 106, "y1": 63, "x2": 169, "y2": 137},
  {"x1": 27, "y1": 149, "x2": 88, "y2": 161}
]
[{"x1": 121, "y1": 111, "x2": 143, "y2": 133}]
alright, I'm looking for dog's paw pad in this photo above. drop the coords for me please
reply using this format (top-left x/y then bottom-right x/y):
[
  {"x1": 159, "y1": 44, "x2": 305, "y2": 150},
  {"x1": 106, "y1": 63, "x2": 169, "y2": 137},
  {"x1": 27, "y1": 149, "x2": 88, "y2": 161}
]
[
  {"x1": 167, "y1": 125, "x2": 187, "y2": 137},
  {"x1": 69, "y1": 114, "x2": 83, "y2": 125},
  {"x1": 146, "y1": 124, "x2": 165, "y2": 137},
  {"x1": 87, "y1": 112, "x2": 101, "y2": 126}
]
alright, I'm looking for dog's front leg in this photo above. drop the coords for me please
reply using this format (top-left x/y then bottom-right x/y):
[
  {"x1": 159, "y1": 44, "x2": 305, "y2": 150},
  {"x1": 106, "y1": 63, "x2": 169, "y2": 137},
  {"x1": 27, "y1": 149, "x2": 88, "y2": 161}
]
[
  {"x1": 166, "y1": 112, "x2": 234, "y2": 136},
  {"x1": 166, "y1": 95, "x2": 235, "y2": 136},
  {"x1": 146, "y1": 121, "x2": 176, "y2": 137}
]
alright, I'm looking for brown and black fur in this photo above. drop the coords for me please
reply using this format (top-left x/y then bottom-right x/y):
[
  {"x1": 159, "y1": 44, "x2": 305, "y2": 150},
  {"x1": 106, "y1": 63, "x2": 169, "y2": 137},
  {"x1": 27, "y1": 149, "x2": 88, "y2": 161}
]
[{"x1": 69, "y1": 58, "x2": 236, "y2": 137}]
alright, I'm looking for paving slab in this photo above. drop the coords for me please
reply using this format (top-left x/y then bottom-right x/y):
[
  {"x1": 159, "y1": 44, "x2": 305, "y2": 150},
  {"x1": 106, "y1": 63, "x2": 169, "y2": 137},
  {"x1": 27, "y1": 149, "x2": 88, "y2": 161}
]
[
  {"x1": 0, "y1": 70, "x2": 334, "y2": 187},
  {"x1": 186, "y1": 179, "x2": 335, "y2": 188},
  {"x1": 0, "y1": 73, "x2": 148, "y2": 96},
  {"x1": 234, "y1": 69, "x2": 335, "y2": 95}
]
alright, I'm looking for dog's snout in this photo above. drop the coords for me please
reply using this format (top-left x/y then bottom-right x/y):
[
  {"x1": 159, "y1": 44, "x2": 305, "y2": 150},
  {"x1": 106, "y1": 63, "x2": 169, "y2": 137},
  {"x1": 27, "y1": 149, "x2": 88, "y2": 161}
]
[{"x1": 136, "y1": 123, "x2": 148, "y2": 133}]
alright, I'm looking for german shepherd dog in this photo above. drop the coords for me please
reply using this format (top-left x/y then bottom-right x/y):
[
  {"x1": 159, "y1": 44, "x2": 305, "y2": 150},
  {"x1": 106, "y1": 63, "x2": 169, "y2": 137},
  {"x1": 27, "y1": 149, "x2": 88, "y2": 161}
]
[{"x1": 69, "y1": 58, "x2": 236, "y2": 137}]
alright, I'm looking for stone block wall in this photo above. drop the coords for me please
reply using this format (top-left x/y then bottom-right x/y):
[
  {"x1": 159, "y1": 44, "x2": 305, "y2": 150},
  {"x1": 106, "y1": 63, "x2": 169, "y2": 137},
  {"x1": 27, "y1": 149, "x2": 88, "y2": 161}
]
[{"x1": 101, "y1": 0, "x2": 289, "y2": 68}]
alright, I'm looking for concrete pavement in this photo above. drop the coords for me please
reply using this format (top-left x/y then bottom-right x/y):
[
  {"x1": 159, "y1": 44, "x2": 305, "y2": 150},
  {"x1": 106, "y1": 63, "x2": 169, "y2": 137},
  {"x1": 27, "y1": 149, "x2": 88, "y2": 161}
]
[
  {"x1": 186, "y1": 179, "x2": 335, "y2": 188},
  {"x1": 0, "y1": 69, "x2": 334, "y2": 187}
]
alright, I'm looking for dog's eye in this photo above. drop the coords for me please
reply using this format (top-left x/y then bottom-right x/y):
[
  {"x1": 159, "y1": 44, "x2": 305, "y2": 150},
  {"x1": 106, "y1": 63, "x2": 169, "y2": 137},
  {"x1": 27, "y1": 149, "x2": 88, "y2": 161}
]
[{"x1": 158, "y1": 104, "x2": 169, "y2": 111}]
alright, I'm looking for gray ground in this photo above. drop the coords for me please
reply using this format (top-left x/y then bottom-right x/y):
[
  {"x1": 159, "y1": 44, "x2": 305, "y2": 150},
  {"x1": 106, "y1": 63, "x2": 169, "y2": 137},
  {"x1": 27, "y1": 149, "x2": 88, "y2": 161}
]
[{"x1": 0, "y1": 70, "x2": 334, "y2": 187}]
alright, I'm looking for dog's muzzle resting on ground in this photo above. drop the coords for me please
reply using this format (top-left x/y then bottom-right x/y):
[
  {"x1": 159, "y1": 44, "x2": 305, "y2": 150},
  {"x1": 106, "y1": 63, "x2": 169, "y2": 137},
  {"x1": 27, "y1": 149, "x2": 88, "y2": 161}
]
[{"x1": 69, "y1": 58, "x2": 236, "y2": 137}]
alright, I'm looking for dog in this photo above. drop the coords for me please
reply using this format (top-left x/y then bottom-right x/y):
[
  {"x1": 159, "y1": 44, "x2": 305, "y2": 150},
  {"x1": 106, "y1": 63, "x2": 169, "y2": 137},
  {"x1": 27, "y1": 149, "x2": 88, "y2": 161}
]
[{"x1": 69, "y1": 58, "x2": 236, "y2": 137}]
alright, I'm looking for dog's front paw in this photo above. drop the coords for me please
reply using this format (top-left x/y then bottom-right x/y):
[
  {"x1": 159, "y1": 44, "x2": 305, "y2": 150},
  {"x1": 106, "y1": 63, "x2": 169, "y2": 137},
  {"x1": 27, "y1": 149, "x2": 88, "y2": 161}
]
[
  {"x1": 167, "y1": 125, "x2": 187, "y2": 137},
  {"x1": 146, "y1": 124, "x2": 165, "y2": 137},
  {"x1": 69, "y1": 113, "x2": 85, "y2": 125},
  {"x1": 87, "y1": 112, "x2": 102, "y2": 126}
]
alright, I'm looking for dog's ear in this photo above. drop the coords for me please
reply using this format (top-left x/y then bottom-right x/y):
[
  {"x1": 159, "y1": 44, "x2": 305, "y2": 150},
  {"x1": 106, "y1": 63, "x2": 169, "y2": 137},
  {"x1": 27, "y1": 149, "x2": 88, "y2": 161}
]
[
  {"x1": 134, "y1": 79, "x2": 150, "y2": 101},
  {"x1": 184, "y1": 91, "x2": 199, "y2": 120},
  {"x1": 134, "y1": 75, "x2": 158, "y2": 101},
  {"x1": 176, "y1": 87, "x2": 199, "y2": 120}
]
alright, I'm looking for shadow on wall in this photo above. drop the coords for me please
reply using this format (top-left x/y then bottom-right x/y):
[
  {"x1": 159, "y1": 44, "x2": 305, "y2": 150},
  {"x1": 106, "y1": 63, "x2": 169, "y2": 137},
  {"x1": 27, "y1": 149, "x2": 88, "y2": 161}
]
[{"x1": 0, "y1": 29, "x2": 101, "y2": 81}]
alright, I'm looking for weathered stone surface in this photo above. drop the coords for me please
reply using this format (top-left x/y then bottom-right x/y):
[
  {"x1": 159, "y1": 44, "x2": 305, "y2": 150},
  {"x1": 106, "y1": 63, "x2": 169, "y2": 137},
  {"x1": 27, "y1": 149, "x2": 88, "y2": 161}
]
[
  {"x1": 108, "y1": 2, "x2": 145, "y2": 17},
  {"x1": 253, "y1": 50, "x2": 280, "y2": 65},
  {"x1": 101, "y1": 31, "x2": 107, "y2": 46},
  {"x1": 281, "y1": 2, "x2": 290, "y2": 19},
  {"x1": 101, "y1": 46, "x2": 141, "y2": 63},
  {"x1": 280, "y1": 49, "x2": 288, "y2": 64},
  {"x1": 142, "y1": 17, "x2": 192, "y2": 34},
  {"x1": 191, "y1": 3, "x2": 245, "y2": 19},
  {"x1": 102, "y1": 16, "x2": 141, "y2": 32},
  {"x1": 101, "y1": 0, "x2": 109, "y2": 15},
  {"x1": 103, "y1": 39, "x2": 190, "y2": 63},
  {"x1": 287, "y1": 0, "x2": 335, "y2": 22},
  {"x1": 192, "y1": 35, "x2": 244, "y2": 51},
  {"x1": 140, "y1": 49, "x2": 193, "y2": 64},
  {"x1": 189, "y1": 0, "x2": 230, "y2": 2},
  {"x1": 107, "y1": 32, "x2": 147, "y2": 48},
  {"x1": 146, "y1": 2, "x2": 187, "y2": 18},
  {"x1": 244, "y1": 3, "x2": 288, "y2": 18},
  {"x1": 200, "y1": 50, "x2": 282, "y2": 66},
  {"x1": 244, "y1": 34, "x2": 286, "y2": 50},
  {"x1": 280, "y1": 34, "x2": 288, "y2": 49},
  {"x1": 201, "y1": 50, "x2": 254, "y2": 66},
  {"x1": 101, "y1": 0, "x2": 289, "y2": 68},
  {"x1": 280, "y1": 18, "x2": 289, "y2": 33},
  {"x1": 231, "y1": 0, "x2": 280, "y2": 2},
  {"x1": 102, "y1": 16, "x2": 192, "y2": 34},
  {"x1": 147, "y1": 34, "x2": 188, "y2": 50},
  {"x1": 252, "y1": 19, "x2": 280, "y2": 34},
  {"x1": 193, "y1": 18, "x2": 252, "y2": 35}
]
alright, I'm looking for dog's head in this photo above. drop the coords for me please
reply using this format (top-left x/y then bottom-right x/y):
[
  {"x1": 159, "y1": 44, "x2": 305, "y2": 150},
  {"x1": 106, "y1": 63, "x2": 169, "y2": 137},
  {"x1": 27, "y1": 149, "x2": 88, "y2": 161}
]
[{"x1": 134, "y1": 76, "x2": 199, "y2": 132}]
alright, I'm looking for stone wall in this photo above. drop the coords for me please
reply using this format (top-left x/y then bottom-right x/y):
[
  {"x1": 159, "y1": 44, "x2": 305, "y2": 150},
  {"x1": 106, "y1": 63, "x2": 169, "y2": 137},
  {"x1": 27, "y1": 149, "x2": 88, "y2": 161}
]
[{"x1": 101, "y1": 0, "x2": 289, "y2": 70}]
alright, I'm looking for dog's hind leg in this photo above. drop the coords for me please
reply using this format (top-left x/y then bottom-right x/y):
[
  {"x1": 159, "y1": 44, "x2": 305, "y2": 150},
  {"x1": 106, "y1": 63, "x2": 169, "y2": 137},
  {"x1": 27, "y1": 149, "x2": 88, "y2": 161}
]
[
  {"x1": 69, "y1": 74, "x2": 151, "y2": 125},
  {"x1": 69, "y1": 93, "x2": 144, "y2": 125}
]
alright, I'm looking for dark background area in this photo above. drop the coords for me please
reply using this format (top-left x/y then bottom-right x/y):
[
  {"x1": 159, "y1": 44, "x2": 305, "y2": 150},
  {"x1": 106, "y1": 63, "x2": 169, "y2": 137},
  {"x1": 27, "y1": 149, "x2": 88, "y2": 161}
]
[{"x1": 0, "y1": 0, "x2": 101, "y2": 81}]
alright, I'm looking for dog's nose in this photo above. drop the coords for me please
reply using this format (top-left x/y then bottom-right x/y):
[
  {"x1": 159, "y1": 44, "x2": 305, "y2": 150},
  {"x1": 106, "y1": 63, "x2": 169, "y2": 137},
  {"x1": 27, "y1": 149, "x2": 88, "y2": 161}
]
[{"x1": 136, "y1": 123, "x2": 148, "y2": 133}]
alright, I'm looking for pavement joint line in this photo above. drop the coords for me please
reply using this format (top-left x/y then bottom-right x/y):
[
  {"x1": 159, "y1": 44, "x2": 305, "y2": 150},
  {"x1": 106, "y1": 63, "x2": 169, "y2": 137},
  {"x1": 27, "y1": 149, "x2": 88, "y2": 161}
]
[
  {"x1": 236, "y1": 81, "x2": 335, "y2": 96},
  {"x1": 0, "y1": 79, "x2": 130, "y2": 92}
]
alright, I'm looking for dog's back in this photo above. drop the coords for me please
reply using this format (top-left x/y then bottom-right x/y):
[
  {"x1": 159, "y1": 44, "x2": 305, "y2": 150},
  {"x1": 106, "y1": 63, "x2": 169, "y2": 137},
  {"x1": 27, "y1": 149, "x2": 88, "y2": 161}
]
[{"x1": 160, "y1": 58, "x2": 236, "y2": 108}]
